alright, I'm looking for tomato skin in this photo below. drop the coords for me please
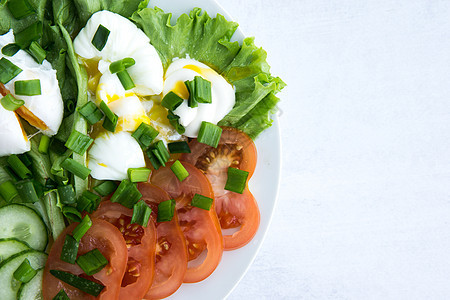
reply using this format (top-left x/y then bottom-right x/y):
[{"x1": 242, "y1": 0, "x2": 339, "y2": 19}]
[
  {"x1": 43, "y1": 218, "x2": 128, "y2": 300},
  {"x1": 91, "y1": 201, "x2": 157, "y2": 300},
  {"x1": 181, "y1": 127, "x2": 260, "y2": 250},
  {"x1": 150, "y1": 161, "x2": 223, "y2": 283},
  {"x1": 137, "y1": 183, "x2": 187, "y2": 300}
]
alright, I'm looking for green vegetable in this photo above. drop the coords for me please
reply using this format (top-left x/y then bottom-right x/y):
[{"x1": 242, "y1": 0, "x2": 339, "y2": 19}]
[
  {"x1": 170, "y1": 160, "x2": 189, "y2": 182},
  {"x1": 60, "y1": 234, "x2": 79, "y2": 264},
  {"x1": 91, "y1": 24, "x2": 110, "y2": 51},
  {"x1": 224, "y1": 167, "x2": 249, "y2": 194},
  {"x1": 191, "y1": 193, "x2": 213, "y2": 211},
  {"x1": 1, "y1": 94, "x2": 24, "y2": 111},
  {"x1": 197, "y1": 121, "x2": 222, "y2": 148},
  {"x1": 76, "y1": 248, "x2": 108, "y2": 275},
  {"x1": 157, "y1": 199, "x2": 175, "y2": 222},
  {"x1": 93, "y1": 181, "x2": 117, "y2": 197},
  {"x1": 49, "y1": 270, "x2": 105, "y2": 296},
  {"x1": 131, "y1": 200, "x2": 152, "y2": 226},
  {"x1": 72, "y1": 215, "x2": 92, "y2": 242},
  {"x1": 0, "y1": 57, "x2": 22, "y2": 84}
]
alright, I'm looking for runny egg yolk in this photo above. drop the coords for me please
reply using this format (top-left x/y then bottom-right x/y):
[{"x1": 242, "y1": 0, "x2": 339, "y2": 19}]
[{"x1": 83, "y1": 59, "x2": 101, "y2": 93}]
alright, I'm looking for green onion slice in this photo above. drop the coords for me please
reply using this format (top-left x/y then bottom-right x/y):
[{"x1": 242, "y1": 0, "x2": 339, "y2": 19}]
[
  {"x1": 1, "y1": 94, "x2": 24, "y2": 111},
  {"x1": 14, "y1": 21, "x2": 42, "y2": 49},
  {"x1": 28, "y1": 41, "x2": 46, "y2": 64},
  {"x1": 0, "y1": 57, "x2": 22, "y2": 84},
  {"x1": 166, "y1": 111, "x2": 185, "y2": 134},
  {"x1": 109, "y1": 57, "x2": 135, "y2": 74},
  {"x1": 131, "y1": 122, "x2": 159, "y2": 149},
  {"x1": 91, "y1": 24, "x2": 110, "y2": 51},
  {"x1": 60, "y1": 234, "x2": 79, "y2": 264},
  {"x1": 110, "y1": 179, "x2": 142, "y2": 209},
  {"x1": 184, "y1": 79, "x2": 197, "y2": 108},
  {"x1": 76, "y1": 248, "x2": 108, "y2": 276},
  {"x1": 1, "y1": 44, "x2": 20, "y2": 56},
  {"x1": 62, "y1": 206, "x2": 82, "y2": 223},
  {"x1": 72, "y1": 215, "x2": 92, "y2": 242},
  {"x1": 7, "y1": 154, "x2": 31, "y2": 179},
  {"x1": 116, "y1": 69, "x2": 135, "y2": 90},
  {"x1": 0, "y1": 180, "x2": 18, "y2": 203},
  {"x1": 38, "y1": 135, "x2": 50, "y2": 154},
  {"x1": 194, "y1": 76, "x2": 212, "y2": 103},
  {"x1": 157, "y1": 199, "x2": 176, "y2": 222},
  {"x1": 93, "y1": 181, "x2": 118, "y2": 197},
  {"x1": 49, "y1": 270, "x2": 105, "y2": 296},
  {"x1": 65, "y1": 129, "x2": 94, "y2": 155},
  {"x1": 146, "y1": 150, "x2": 162, "y2": 170},
  {"x1": 191, "y1": 193, "x2": 213, "y2": 210},
  {"x1": 61, "y1": 158, "x2": 91, "y2": 180},
  {"x1": 197, "y1": 121, "x2": 222, "y2": 148},
  {"x1": 168, "y1": 141, "x2": 191, "y2": 153},
  {"x1": 99, "y1": 101, "x2": 118, "y2": 132},
  {"x1": 153, "y1": 140, "x2": 170, "y2": 166},
  {"x1": 13, "y1": 258, "x2": 36, "y2": 283},
  {"x1": 170, "y1": 160, "x2": 189, "y2": 182},
  {"x1": 7, "y1": 0, "x2": 36, "y2": 20},
  {"x1": 224, "y1": 167, "x2": 249, "y2": 194},
  {"x1": 15, "y1": 179, "x2": 39, "y2": 203},
  {"x1": 53, "y1": 289, "x2": 70, "y2": 300},
  {"x1": 78, "y1": 101, "x2": 103, "y2": 125},
  {"x1": 128, "y1": 167, "x2": 151, "y2": 183},
  {"x1": 131, "y1": 200, "x2": 152, "y2": 227},
  {"x1": 15, "y1": 79, "x2": 41, "y2": 96},
  {"x1": 57, "y1": 184, "x2": 76, "y2": 205},
  {"x1": 161, "y1": 91, "x2": 183, "y2": 111},
  {"x1": 77, "y1": 190, "x2": 100, "y2": 213}
]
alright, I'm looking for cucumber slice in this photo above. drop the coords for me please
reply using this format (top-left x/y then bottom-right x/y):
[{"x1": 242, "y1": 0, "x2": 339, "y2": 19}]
[
  {"x1": 0, "y1": 239, "x2": 30, "y2": 264},
  {"x1": 17, "y1": 268, "x2": 43, "y2": 300},
  {"x1": 0, "y1": 250, "x2": 47, "y2": 300},
  {"x1": 0, "y1": 204, "x2": 48, "y2": 251}
]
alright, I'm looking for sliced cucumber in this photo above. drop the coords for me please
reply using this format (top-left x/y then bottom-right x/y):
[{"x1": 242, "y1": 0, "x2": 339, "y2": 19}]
[
  {"x1": 17, "y1": 268, "x2": 43, "y2": 300},
  {"x1": 0, "y1": 250, "x2": 47, "y2": 300},
  {"x1": 0, "y1": 204, "x2": 48, "y2": 251},
  {"x1": 0, "y1": 239, "x2": 30, "y2": 264}
]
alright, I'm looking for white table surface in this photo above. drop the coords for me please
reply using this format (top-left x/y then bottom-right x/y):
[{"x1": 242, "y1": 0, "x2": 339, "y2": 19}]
[{"x1": 219, "y1": 1, "x2": 450, "y2": 299}]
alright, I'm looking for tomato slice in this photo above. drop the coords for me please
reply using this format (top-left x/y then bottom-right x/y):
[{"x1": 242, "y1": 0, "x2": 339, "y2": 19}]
[
  {"x1": 43, "y1": 218, "x2": 128, "y2": 300},
  {"x1": 136, "y1": 183, "x2": 187, "y2": 299},
  {"x1": 181, "y1": 126, "x2": 260, "y2": 250},
  {"x1": 91, "y1": 201, "x2": 156, "y2": 300},
  {"x1": 150, "y1": 161, "x2": 223, "y2": 283}
]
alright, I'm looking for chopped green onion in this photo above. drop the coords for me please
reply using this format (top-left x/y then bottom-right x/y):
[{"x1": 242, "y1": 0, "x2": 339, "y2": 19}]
[
  {"x1": 184, "y1": 79, "x2": 197, "y2": 108},
  {"x1": 33, "y1": 179, "x2": 44, "y2": 198},
  {"x1": 168, "y1": 141, "x2": 191, "y2": 154},
  {"x1": 50, "y1": 138, "x2": 68, "y2": 155},
  {"x1": 14, "y1": 21, "x2": 42, "y2": 49},
  {"x1": 53, "y1": 289, "x2": 70, "y2": 300},
  {"x1": 1, "y1": 44, "x2": 20, "y2": 56},
  {"x1": 152, "y1": 140, "x2": 170, "y2": 166},
  {"x1": 128, "y1": 167, "x2": 151, "y2": 183},
  {"x1": 99, "y1": 101, "x2": 118, "y2": 132},
  {"x1": 191, "y1": 194, "x2": 213, "y2": 210},
  {"x1": 4, "y1": 166, "x2": 20, "y2": 182},
  {"x1": 61, "y1": 158, "x2": 91, "y2": 180},
  {"x1": 110, "y1": 179, "x2": 142, "y2": 209},
  {"x1": 28, "y1": 41, "x2": 46, "y2": 64},
  {"x1": 44, "y1": 178, "x2": 57, "y2": 191},
  {"x1": 193, "y1": 76, "x2": 212, "y2": 103},
  {"x1": 197, "y1": 121, "x2": 222, "y2": 148},
  {"x1": 0, "y1": 57, "x2": 22, "y2": 84},
  {"x1": 77, "y1": 190, "x2": 100, "y2": 213},
  {"x1": 91, "y1": 24, "x2": 110, "y2": 51},
  {"x1": 62, "y1": 206, "x2": 82, "y2": 222},
  {"x1": 7, "y1": 0, "x2": 35, "y2": 20},
  {"x1": 131, "y1": 122, "x2": 159, "y2": 149},
  {"x1": 65, "y1": 129, "x2": 94, "y2": 155},
  {"x1": 170, "y1": 160, "x2": 189, "y2": 182},
  {"x1": 93, "y1": 181, "x2": 117, "y2": 197},
  {"x1": 224, "y1": 167, "x2": 249, "y2": 194},
  {"x1": 109, "y1": 57, "x2": 135, "y2": 74},
  {"x1": 131, "y1": 200, "x2": 152, "y2": 226},
  {"x1": 57, "y1": 184, "x2": 76, "y2": 204},
  {"x1": 76, "y1": 248, "x2": 108, "y2": 276},
  {"x1": 7, "y1": 154, "x2": 31, "y2": 179},
  {"x1": 166, "y1": 111, "x2": 185, "y2": 134},
  {"x1": 78, "y1": 101, "x2": 103, "y2": 125},
  {"x1": 1, "y1": 93, "x2": 24, "y2": 111},
  {"x1": 15, "y1": 79, "x2": 41, "y2": 96},
  {"x1": 72, "y1": 215, "x2": 92, "y2": 242},
  {"x1": 38, "y1": 135, "x2": 50, "y2": 154},
  {"x1": 146, "y1": 150, "x2": 162, "y2": 170},
  {"x1": 15, "y1": 179, "x2": 39, "y2": 203},
  {"x1": 157, "y1": 199, "x2": 176, "y2": 222},
  {"x1": 0, "y1": 180, "x2": 18, "y2": 203},
  {"x1": 161, "y1": 91, "x2": 183, "y2": 111},
  {"x1": 18, "y1": 153, "x2": 31, "y2": 167},
  {"x1": 13, "y1": 258, "x2": 36, "y2": 283},
  {"x1": 116, "y1": 69, "x2": 135, "y2": 90},
  {"x1": 49, "y1": 270, "x2": 105, "y2": 296},
  {"x1": 60, "y1": 234, "x2": 79, "y2": 264}
]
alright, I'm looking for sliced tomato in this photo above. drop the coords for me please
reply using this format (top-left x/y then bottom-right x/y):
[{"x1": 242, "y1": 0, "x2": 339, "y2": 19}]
[
  {"x1": 150, "y1": 161, "x2": 223, "y2": 283},
  {"x1": 181, "y1": 126, "x2": 260, "y2": 250},
  {"x1": 136, "y1": 183, "x2": 187, "y2": 299},
  {"x1": 43, "y1": 218, "x2": 128, "y2": 300},
  {"x1": 91, "y1": 201, "x2": 157, "y2": 300}
]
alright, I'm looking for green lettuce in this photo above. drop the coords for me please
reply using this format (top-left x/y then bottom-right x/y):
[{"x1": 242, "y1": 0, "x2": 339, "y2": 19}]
[
  {"x1": 0, "y1": 0, "x2": 48, "y2": 34},
  {"x1": 131, "y1": 7, "x2": 285, "y2": 139}
]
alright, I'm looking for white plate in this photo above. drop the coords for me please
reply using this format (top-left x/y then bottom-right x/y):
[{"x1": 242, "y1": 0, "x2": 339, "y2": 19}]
[{"x1": 149, "y1": 0, "x2": 282, "y2": 298}]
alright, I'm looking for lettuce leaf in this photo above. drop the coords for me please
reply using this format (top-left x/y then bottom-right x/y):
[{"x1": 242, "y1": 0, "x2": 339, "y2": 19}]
[
  {"x1": 0, "y1": 0, "x2": 48, "y2": 34},
  {"x1": 131, "y1": 7, "x2": 285, "y2": 139}
]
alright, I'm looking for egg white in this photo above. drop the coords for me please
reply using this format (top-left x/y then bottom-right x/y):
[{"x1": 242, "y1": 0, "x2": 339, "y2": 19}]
[{"x1": 0, "y1": 105, "x2": 30, "y2": 157}]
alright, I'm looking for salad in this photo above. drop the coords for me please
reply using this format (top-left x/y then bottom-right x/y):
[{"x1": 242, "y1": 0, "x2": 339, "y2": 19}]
[{"x1": 0, "y1": 0, "x2": 285, "y2": 299}]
